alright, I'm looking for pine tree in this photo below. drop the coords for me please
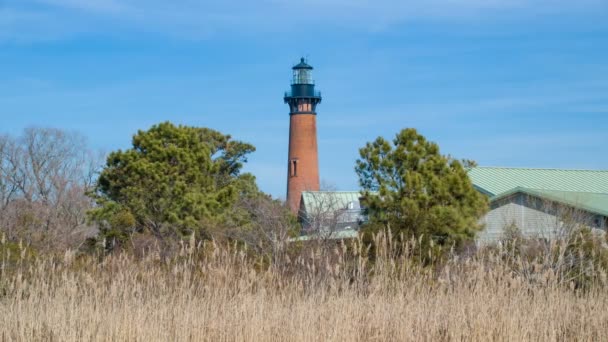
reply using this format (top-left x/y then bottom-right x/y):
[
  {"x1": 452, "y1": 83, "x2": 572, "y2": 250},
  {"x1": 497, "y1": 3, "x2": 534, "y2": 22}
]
[
  {"x1": 355, "y1": 128, "x2": 487, "y2": 252},
  {"x1": 90, "y1": 122, "x2": 259, "y2": 248}
]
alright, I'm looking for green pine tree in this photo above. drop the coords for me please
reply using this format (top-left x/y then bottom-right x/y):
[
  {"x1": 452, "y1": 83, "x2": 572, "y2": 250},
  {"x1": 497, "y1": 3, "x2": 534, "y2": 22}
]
[
  {"x1": 355, "y1": 128, "x2": 488, "y2": 255},
  {"x1": 90, "y1": 122, "x2": 259, "y2": 249}
]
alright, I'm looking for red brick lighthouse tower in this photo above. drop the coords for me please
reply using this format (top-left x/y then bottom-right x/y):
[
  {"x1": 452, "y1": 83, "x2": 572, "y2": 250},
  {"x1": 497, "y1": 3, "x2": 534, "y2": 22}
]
[{"x1": 284, "y1": 58, "x2": 322, "y2": 213}]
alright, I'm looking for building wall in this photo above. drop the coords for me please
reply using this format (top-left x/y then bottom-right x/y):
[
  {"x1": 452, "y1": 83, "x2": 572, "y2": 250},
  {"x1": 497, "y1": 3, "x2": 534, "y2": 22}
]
[{"x1": 478, "y1": 193, "x2": 606, "y2": 243}]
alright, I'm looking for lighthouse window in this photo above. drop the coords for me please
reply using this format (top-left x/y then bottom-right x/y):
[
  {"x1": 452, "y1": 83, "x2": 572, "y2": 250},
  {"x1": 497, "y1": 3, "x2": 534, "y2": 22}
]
[
  {"x1": 297, "y1": 101, "x2": 311, "y2": 112},
  {"x1": 291, "y1": 159, "x2": 298, "y2": 177},
  {"x1": 293, "y1": 69, "x2": 312, "y2": 84}
]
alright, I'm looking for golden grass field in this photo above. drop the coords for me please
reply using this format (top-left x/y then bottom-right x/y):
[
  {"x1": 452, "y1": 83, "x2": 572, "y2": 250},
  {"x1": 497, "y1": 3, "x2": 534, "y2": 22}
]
[{"x1": 2, "y1": 236, "x2": 608, "y2": 341}]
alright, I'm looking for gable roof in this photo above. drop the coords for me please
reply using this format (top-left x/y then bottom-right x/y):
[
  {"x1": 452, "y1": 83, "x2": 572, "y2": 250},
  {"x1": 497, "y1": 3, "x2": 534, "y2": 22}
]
[
  {"x1": 469, "y1": 167, "x2": 608, "y2": 196},
  {"x1": 300, "y1": 191, "x2": 363, "y2": 213},
  {"x1": 492, "y1": 187, "x2": 608, "y2": 217}
]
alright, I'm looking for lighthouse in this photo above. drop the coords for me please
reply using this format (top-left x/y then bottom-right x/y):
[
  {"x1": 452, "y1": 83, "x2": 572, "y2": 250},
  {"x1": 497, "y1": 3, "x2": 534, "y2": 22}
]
[{"x1": 284, "y1": 58, "x2": 322, "y2": 213}]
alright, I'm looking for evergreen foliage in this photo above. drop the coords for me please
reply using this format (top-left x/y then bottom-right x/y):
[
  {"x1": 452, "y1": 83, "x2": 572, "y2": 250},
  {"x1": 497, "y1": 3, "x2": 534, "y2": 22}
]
[
  {"x1": 355, "y1": 128, "x2": 488, "y2": 250},
  {"x1": 90, "y1": 122, "x2": 259, "y2": 249}
]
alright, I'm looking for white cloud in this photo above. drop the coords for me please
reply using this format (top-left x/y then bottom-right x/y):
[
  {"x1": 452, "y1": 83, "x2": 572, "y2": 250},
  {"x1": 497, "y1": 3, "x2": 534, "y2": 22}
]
[{"x1": 1, "y1": 0, "x2": 606, "y2": 42}]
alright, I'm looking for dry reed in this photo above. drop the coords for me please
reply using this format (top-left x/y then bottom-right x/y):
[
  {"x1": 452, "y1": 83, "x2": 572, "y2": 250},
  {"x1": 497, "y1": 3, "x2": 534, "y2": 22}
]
[{"x1": 1, "y1": 235, "x2": 607, "y2": 341}]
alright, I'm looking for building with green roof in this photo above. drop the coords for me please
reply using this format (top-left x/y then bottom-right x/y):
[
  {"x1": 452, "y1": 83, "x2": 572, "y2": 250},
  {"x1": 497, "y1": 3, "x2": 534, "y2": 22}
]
[
  {"x1": 293, "y1": 167, "x2": 608, "y2": 243},
  {"x1": 294, "y1": 191, "x2": 366, "y2": 241},
  {"x1": 469, "y1": 167, "x2": 608, "y2": 242}
]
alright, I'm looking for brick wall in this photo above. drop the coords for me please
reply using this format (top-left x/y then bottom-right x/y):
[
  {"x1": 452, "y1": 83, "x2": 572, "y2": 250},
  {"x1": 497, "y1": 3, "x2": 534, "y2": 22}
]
[{"x1": 286, "y1": 113, "x2": 320, "y2": 213}]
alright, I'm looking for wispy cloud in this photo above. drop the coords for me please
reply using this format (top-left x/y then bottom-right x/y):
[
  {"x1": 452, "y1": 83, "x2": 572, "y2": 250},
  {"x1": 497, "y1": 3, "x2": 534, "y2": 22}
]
[
  {"x1": 33, "y1": 0, "x2": 126, "y2": 13},
  {"x1": 1, "y1": 0, "x2": 606, "y2": 42}
]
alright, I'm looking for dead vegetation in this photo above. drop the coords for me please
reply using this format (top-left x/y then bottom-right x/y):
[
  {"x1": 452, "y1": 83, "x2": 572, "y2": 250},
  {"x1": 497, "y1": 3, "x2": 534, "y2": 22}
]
[{"x1": 2, "y1": 231, "x2": 608, "y2": 342}]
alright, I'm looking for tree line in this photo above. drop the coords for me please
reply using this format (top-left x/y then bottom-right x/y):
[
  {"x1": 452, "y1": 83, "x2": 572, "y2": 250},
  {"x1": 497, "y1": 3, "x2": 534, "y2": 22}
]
[{"x1": 1, "y1": 122, "x2": 488, "y2": 260}]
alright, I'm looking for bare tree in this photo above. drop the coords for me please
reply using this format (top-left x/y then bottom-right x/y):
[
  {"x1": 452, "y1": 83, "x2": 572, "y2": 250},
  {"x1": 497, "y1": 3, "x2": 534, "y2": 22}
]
[
  {"x1": 0, "y1": 135, "x2": 22, "y2": 211},
  {"x1": 298, "y1": 182, "x2": 365, "y2": 244},
  {"x1": 494, "y1": 192, "x2": 608, "y2": 287},
  {"x1": 230, "y1": 195, "x2": 296, "y2": 265},
  {"x1": 495, "y1": 192, "x2": 602, "y2": 243},
  {"x1": 0, "y1": 127, "x2": 102, "y2": 251}
]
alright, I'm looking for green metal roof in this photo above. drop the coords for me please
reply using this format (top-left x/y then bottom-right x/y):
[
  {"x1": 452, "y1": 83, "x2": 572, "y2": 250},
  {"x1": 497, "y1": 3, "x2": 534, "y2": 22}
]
[
  {"x1": 492, "y1": 187, "x2": 608, "y2": 217},
  {"x1": 468, "y1": 167, "x2": 608, "y2": 196},
  {"x1": 301, "y1": 191, "x2": 364, "y2": 213},
  {"x1": 295, "y1": 191, "x2": 365, "y2": 242}
]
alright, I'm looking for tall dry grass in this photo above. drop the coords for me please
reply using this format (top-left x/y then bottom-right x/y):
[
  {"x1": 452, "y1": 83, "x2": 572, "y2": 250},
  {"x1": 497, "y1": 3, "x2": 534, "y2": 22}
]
[{"x1": 1, "y1": 234, "x2": 608, "y2": 341}]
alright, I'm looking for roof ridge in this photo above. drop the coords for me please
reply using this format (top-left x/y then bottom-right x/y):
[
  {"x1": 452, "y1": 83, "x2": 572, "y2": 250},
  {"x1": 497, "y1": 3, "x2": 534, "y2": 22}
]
[
  {"x1": 475, "y1": 166, "x2": 608, "y2": 172},
  {"x1": 518, "y1": 187, "x2": 608, "y2": 195}
]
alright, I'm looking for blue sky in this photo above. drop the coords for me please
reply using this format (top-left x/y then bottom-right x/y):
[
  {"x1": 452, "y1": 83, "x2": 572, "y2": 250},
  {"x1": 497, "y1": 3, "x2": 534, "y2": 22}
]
[{"x1": 1, "y1": 0, "x2": 607, "y2": 198}]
